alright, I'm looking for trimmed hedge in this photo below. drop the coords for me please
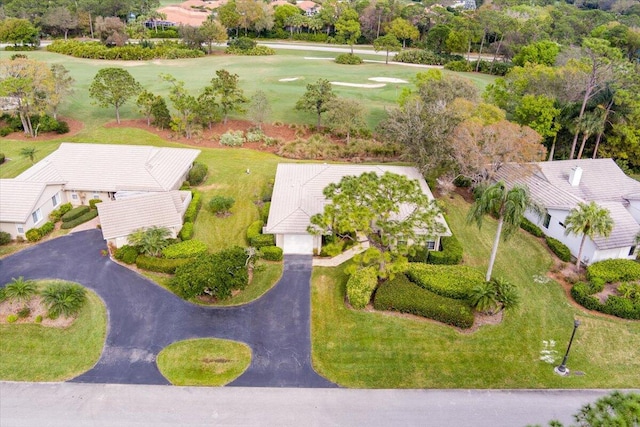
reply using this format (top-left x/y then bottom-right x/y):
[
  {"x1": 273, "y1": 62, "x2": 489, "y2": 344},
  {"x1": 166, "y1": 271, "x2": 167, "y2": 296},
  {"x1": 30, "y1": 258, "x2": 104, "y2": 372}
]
[
  {"x1": 39, "y1": 221, "x2": 55, "y2": 236},
  {"x1": 61, "y1": 205, "x2": 90, "y2": 222},
  {"x1": 135, "y1": 255, "x2": 193, "y2": 274},
  {"x1": 346, "y1": 267, "x2": 378, "y2": 309},
  {"x1": 545, "y1": 236, "x2": 571, "y2": 262},
  {"x1": 60, "y1": 210, "x2": 98, "y2": 229},
  {"x1": 260, "y1": 202, "x2": 271, "y2": 223},
  {"x1": 335, "y1": 53, "x2": 363, "y2": 64},
  {"x1": 225, "y1": 46, "x2": 275, "y2": 55},
  {"x1": 394, "y1": 49, "x2": 463, "y2": 66},
  {"x1": 183, "y1": 191, "x2": 202, "y2": 223},
  {"x1": 428, "y1": 235, "x2": 463, "y2": 265},
  {"x1": 0, "y1": 153, "x2": 4, "y2": 164},
  {"x1": 405, "y1": 263, "x2": 484, "y2": 300},
  {"x1": 0, "y1": 231, "x2": 10, "y2": 245},
  {"x1": 571, "y1": 281, "x2": 640, "y2": 320},
  {"x1": 586, "y1": 259, "x2": 640, "y2": 283},
  {"x1": 179, "y1": 222, "x2": 194, "y2": 240},
  {"x1": 251, "y1": 234, "x2": 275, "y2": 248},
  {"x1": 246, "y1": 220, "x2": 263, "y2": 242},
  {"x1": 49, "y1": 202, "x2": 73, "y2": 222},
  {"x1": 520, "y1": 218, "x2": 544, "y2": 237},
  {"x1": 25, "y1": 228, "x2": 42, "y2": 242},
  {"x1": 188, "y1": 162, "x2": 208, "y2": 186},
  {"x1": 374, "y1": 274, "x2": 474, "y2": 329},
  {"x1": 89, "y1": 199, "x2": 102, "y2": 209},
  {"x1": 260, "y1": 246, "x2": 283, "y2": 261},
  {"x1": 162, "y1": 240, "x2": 208, "y2": 259},
  {"x1": 47, "y1": 40, "x2": 204, "y2": 60},
  {"x1": 114, "y1": 245, "x2": 139, "y2": 264}
]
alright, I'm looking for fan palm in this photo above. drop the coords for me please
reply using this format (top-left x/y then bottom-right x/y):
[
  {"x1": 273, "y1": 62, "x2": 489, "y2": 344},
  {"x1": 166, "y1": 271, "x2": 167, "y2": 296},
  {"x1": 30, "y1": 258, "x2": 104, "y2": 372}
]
[
  {"x1": 564, "y1": 201, "x2": 614, "y2": 269},
  {"x1": 128, "y1": 226, "x2": 172, "y2": 257},
  {"x1": 469, "y1": 281, "x2": 499, "y2": 314},
  {"x1": 4, "y1": 277, "x2": 37, "y2": 302},
  {"x1": 42, "y1": 282, "x2": 87, "y2": 318}
]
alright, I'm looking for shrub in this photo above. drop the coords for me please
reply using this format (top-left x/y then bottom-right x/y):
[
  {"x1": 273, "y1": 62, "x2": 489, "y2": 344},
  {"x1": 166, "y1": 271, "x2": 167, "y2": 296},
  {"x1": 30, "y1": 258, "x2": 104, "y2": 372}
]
[
  {"x1": 50, "y1": 202, "x2": 73, "y2": 222},
  {"x1": 394, "y1": 49, "x2": 463, "y2": 66},
  {"x1": 520, "y1": 218, "x2": 544, "y2": 237},
  {"x1": 4, "y1": 277, "x2": 36, "y2": 302},
  {"x1": 225, "y1": 45, "x2": 275, "y2": 55},
  {"x1": 0, "y1": 231, "x2": 12, "y2": 245},
  {"x1": 346, "y1": 267, "x2": 378, "y2": 309},
  {"x1": 25, "y1": 228, "x2": 42, "y2": 242},
  {"x1": 39, "y1": 221, "x2": 55, "y2": 236},
  {"x1": 188, "y1": 162, "x2": 208, "y2": 186},
  {"x1": 260, "y1": 246, "x2": 283, "y2": 261},
  {"x1": 0, "y1": 152, "x2": 4, "y2": 163},
  {"x1": 444, "y1": 60, "x2": 473, "y2": 72},
  {"x1": 17, "y1": 306, "x2": 31, "y2": 318},
  {"x1": 405, "y1": 263, "x2": 484, "y2": 300},
  {"x1": 470, "y1": 60, "x2": 513, "y2": 76},
  {"x1": 571, "y1": 281, "x2": 640, "y2": 319},
  {"x1": 374, "y1": 274, "x2": 474, "y2": 329},
  {"x1": 42, "y1": 281, "x2": 87, "y2": 318},
  {"x1": 208, "y1": 196, "x2": 235, "y2": 214},
  {"x1": 227, "y1": 36, "x2": 256, "y2": 50},
  {"x1": 618, "y1": 282, "x2": 640, "y2": 300},
  {"x1": 427, "y1": 235, "x2": 463, "y2": 265},
  {"x1": 586, "y1": 259, "x2": 640, "y2": 283},
  {"x1": 6, "y1": 314, "x2": 18, "y2": 323},
  {"x1": 179, "y1": 222, "x2": 194, "y2": 240},
  {"x1": 35, "y1": 314, "x2": 42, "y2": 323},
  {"x1": 46, "y1": 40, "x2": 204, "y2": 60},
  {"x1": 89, "y1": 199, "x2": 103, "y2": 209},
  {"x1": 0, "y1": 287, "x2": 5, "y2": 302},
  {"x1": 114, "y1": 245, "x2": 139, "y2": 264},
  {"x1": 60, "y1": 210, "x2": 98, "y2": 229},
  {"x1": 251, "y1": 234, "x2": 275, "y2": 248},
  {"x1": 246, "y1": 129, "x2": 265, "y2": 142},
  {"x1": 246, "y1": 220, "x2": 263, "y2": 243},
  {"x1": 62, "y1": 205, "x2": 90, "y2": 222},
  {"x1": 320, "y1": 240, "x2": 345, "y2": 257},
  {"x1": 184, "y1": 191, "x2": 202, "y2": 223},
  {"x1": 261, "y1": 202, "x2": 271, "y2": 223},
  {"x1": 545, "y1": 236, "x2": 571, "y2": 262},
  {"x1": 335, "y1": 53, "x2": 363, "y2": 64},
  {"x1": 135, "y1": 255, "x2": 192, "y2": 274},
  {"x1": 162, "y1": 240, "x2": 208, "y2": 259},
  {"x1": 219, "y1": 130, "x2": 245, "y2": 147}
]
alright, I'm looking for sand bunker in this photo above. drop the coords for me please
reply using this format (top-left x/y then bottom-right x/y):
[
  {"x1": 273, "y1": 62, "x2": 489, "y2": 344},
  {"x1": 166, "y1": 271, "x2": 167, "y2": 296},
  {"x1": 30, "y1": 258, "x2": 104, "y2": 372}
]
[
  {"x1": 330, "y1": 82, "x2": 386, "y2": 88},
  {"x1": 279, "y1": 77, "x2": 301, "y2": 82},
  {"x1": 368, "y1": 77, "x2": 408, "y2": 83}
]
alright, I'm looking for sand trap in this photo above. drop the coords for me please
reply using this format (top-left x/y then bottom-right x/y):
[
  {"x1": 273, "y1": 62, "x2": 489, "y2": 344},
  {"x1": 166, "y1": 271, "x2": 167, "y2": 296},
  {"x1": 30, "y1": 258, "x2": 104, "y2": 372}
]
[
  {"x1": 330, "y1": 82, "x2": 386, "y2": 88},
  {"x1": 368, "y1": 77, "x2": 408, "y2": 83},
  {"x1": 279, "y1": 77, "x2": 300, "y2": 82}
]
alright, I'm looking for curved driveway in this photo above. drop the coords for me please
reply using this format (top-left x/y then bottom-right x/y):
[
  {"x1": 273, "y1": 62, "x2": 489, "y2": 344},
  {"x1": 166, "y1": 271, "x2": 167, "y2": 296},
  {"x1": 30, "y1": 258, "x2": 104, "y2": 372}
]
[{"x1": 0, "y1": 230, "x2": 335, "y2": 388}]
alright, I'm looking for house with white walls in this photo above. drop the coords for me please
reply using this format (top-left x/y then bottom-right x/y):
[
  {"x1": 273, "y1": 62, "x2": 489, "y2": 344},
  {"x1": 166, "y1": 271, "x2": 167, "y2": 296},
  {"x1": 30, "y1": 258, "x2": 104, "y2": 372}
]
[{"x1": 495, "y1": 158, "x2": 640, "y2": 265}]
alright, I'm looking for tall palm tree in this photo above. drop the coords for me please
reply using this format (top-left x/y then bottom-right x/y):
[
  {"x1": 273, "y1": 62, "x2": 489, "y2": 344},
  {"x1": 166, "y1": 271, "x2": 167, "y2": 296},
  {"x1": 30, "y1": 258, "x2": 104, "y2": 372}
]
[
  {"x1": 19, "y1": 147, "x2": 37, "y2": 163},
  {"x1": 564, "y1": 201, "x2": 614, "y2": 269},
  {"x1": 467, "y1": 181, "x2": 532, "y2": 281},
  {"x1": 576, "y1": 111, "x2": 604, "y2": 159}
]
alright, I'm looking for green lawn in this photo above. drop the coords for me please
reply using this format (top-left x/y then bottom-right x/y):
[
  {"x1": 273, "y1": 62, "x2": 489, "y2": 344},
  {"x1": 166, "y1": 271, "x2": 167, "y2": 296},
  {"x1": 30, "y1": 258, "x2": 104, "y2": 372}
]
[
  {"x1": 0, "y1": 282, "x2": 107, "y2": 381},
  {"x1": 212, "y1": 261, "x2": 283, "y2": 306},
  {"x1": 157, "y1": 338, "x2": 251, "y2": 386},
  {"x1": 311, "y1": 194, "x2": 640, "y2": 388}
]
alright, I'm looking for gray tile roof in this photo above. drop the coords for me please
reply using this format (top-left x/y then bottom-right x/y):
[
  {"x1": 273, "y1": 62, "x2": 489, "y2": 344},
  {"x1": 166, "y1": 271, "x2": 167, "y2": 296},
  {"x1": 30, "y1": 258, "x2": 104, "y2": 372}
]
[
  {"x1": 265, "y1": 163, "x2": 451, "y2": 237},
  {"x1": 17, "y1": 143, "x2": 200, "y2": 192},
  {"x1": 97, "y1": 191, "x2": 186, "y2": 240},
  {"x1": 494, "y1": 159, "x2": 640, "y2": 249},
  {"x1": 0, "y1": 180, "x2": 47, "y2": 222}
]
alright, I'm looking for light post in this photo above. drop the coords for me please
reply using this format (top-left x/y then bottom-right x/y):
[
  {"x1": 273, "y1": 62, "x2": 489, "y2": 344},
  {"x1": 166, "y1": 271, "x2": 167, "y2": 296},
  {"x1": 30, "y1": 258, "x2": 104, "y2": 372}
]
[{"x1": 554, "y1": 319, "x2": 580, "y2": 376}]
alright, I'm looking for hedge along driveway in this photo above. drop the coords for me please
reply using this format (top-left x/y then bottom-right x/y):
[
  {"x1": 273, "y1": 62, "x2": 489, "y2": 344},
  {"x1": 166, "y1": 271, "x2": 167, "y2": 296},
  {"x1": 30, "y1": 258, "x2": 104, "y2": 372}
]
[{"x1": 0, "y1": 230, "x2": 334, "y2": 387}]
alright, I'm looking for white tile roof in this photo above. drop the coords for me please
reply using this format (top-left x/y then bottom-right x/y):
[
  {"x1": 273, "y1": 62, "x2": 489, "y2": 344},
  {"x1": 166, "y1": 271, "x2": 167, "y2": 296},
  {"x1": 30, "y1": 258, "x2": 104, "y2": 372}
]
[
  {"x1": 265, "y1": 163, "x2": 451, "y2": 237},
  {"x1": 0, "y1": 180, "x2": 48, "y2": 222},
  {"x1": 97, "y1": 191, "x2": 185, "y2": 240},
  {"x1": 17, "y1": 143, "x2": 200, "y2": 192},
  {"x1": 494, "y1": 159, "x2": 640, "y2": 249}
]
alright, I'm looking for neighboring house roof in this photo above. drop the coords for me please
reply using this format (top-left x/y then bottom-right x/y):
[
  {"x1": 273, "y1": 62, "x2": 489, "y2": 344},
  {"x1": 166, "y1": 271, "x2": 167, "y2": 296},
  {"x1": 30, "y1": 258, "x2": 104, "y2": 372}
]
[
  {"x1": 0, "y1": 180, "x2": 49, "y2": 223},
  {"x1": 494, "y1": 158, "x2": 640, "y2": 249},
  {"x1": 17, "y1": 143, "x2": 200, "y2": 192},
  {"x1": 297, "y1": 0, "x2": 319, "y2": 11},
  {"x1": 97, "y1": 191, "x2": 187, "y2": 240},
  {"x1": 265, "y1": 163, "x2": 451, "y2": 237}
]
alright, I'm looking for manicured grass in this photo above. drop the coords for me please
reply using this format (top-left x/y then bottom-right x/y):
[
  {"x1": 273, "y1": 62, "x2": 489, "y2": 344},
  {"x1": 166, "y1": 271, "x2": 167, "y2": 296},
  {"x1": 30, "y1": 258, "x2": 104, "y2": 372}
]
[
  {"x1": 311, "y1": 193, "x2": 640, "y2": 388},
  {"x1": 212, "y1": 261, "x2": 283, "y2": 306},
  {"x1": 157, "y1": 338, "x2": 251, "y2": 386},
  {"x1": 0, "y1": 281, "x2": 107, "y2": 381}
]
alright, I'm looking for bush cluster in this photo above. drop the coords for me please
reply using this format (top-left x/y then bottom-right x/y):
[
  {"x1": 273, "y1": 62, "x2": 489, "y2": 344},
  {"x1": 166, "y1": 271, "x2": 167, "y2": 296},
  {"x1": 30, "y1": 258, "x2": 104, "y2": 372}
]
[
  {"x1": 0, "y1": 152, "x2": 4, "y2": 164},
  {"x1": 208, "y1": 196, "x2": 235, "y2": 214},
  {"x1": 374, "y1": 274, "x2": 474, "y2": 329},
  {"x1": 114, "y1": 245, "x2": 139, "y2": 264},
  {"x1": 277, "y1": 136, "x2": 400, "y2": 161},
  {"x1": 443, "y1": 60, "x2": 473, "y2": 72},
  {"x1": 162, "y1": 239, "x2": 208, "y2": 259},
  {"x1": 586, "y1": 259, "x2": 640, "y2": 283},
  {"x1": 25, "y1": 221, "x2": 55, "y2": 242},
  {"x1": 469, "y1": 60, "x2": 513, "y2": 76},
  {"x1": 49, "y1": 202, "x2": 73, "y2": 222},
  {"x1": 520, "y1": 218, "x2": 544, "y2": 237},
  {"x1": 0, "y1": 231, "x2": 11, "y2": 245},
  {"x1": 405, "y1": 263, "x2": 484, "y2": 300},
  {"x1": 219, "y1": 130, "x2": 245, "y2": 147},
  {"x1": 47, "y1": 40, "x2": 204, "y2": 60},
  {"x1": 246, "y1": 219, "x2": 275, "y2": 248},
  {"x1": 572, "y1": 281, "x2": 640, "y2": 320},
  {"x1": 346, "y1": 267, "x2": 378, "y2": 309},
  {"x1": 184, "y1": 191, "x2": 202, "y2": 223},
  {"x1": 246, "y1": 220, "x2": 263, "y2": 242},
  {"x1": 188, "y1": 162, "x2": 208, "y2": 186},
  {"x1": 62, "y1": 205, "x2": 90, "y2": 222},
  {"x1": 31, "y1": 115, "x2": 69, "y2": 134},
  {"x1": 545, "y1": 236, "x2": 572, "y2": 262},
  {"x1": 394, "y1": 49, "x2": 463, "y2": 66},
  {"x1": 427, "y1": 235, "x2": 463, "y2": 265},
  {"x1": 135, "y1": 255, "x2": 192, "y2": 274},
  {"x1": 61, "y1": 210, "x2": 98, "y2": 229},
  {"x1": 335, "y1": 53, "x2": 363, "y2": 64},
  {"x1": 259, "y1": 246, "x2": 283, "y2": 261},
  {"x1": 225, "y1": 45, "x2": 275, "y2": 56}
]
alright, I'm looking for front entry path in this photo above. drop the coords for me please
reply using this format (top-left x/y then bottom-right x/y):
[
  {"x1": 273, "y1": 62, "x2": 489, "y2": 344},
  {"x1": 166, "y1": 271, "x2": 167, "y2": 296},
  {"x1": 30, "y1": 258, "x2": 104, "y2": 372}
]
[{"x1": 0, "y1": 230, "x2": 335, "y2": 388}]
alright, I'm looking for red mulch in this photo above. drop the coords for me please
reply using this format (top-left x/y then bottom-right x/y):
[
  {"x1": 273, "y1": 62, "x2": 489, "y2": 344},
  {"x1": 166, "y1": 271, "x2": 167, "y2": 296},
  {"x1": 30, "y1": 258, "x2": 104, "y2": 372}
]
[{"x1": 1, "y1": 117, "x2": 84, "y2": 141}]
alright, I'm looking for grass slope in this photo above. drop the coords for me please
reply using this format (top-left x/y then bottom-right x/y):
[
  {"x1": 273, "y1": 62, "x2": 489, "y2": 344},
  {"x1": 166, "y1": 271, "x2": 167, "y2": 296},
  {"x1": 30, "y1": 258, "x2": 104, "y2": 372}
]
[{"x1": 311, "y1": 194, "x2": 640, "y2": 388}]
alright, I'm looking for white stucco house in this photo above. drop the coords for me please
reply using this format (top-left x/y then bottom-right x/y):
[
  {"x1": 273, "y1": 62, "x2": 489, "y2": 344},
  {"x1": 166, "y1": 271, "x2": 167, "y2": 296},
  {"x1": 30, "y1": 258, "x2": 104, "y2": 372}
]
[
  {"x1": 0, "y1": 143, "x2": 200, "y2": 244},
  {"x1": 264, "y1": 163, "x2": 451, "y2": 255},
  {"x1": 495, "y1": 158, "x2": 640, "y2": 265}
]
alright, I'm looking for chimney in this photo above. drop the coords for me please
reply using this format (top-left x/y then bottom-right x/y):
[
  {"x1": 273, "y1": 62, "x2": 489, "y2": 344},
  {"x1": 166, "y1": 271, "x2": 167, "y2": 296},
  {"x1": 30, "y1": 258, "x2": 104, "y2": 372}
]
[{"x1": 569, "y1": 166, "x2": 582, "y2": 187}]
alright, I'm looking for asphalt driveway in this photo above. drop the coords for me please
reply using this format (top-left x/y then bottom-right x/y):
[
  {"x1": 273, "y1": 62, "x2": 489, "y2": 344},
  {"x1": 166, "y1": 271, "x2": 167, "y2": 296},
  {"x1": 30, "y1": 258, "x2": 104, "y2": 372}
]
[{"x1": 0, "y1": 230, "x2": 335, "y2": 388}]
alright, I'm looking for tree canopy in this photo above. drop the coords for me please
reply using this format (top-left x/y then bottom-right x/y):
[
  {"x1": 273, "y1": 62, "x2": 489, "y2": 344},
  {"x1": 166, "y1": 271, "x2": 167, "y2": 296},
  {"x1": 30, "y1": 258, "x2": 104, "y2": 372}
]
[{"x1": 89, "y1": 68, "x2": 142, "y2": 124}]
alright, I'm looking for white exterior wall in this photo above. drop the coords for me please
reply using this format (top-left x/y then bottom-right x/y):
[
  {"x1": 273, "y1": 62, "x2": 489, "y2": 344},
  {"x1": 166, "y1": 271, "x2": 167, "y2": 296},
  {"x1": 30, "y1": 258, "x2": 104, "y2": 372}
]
[
  {"x1": 275, "y1": 233, "x2": 321, "y2": 254},
  {"x1": 65, "y1": 190, "x2": 111, "y2": 206},
  {"x1": 0, "y1": 186, "x2": 65, "y2": 239},
  {"x1": 628, "y1": 200, "x2": 640, "y2": 224},
  {"x1": 108, "y1": 225, "x2": 180, "y2": 249}
]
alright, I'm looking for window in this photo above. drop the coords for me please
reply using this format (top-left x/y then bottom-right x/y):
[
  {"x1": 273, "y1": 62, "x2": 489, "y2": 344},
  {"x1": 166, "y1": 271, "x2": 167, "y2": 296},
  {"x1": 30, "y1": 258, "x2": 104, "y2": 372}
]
[
  {"x1": 51, "y1": 193, "x2": 60, "y2": 207},
  {"x1": 93, "y1": 193, "x2": 100, "y2": 200},
  {"x1": 71, "y1": 193, "x2": 79, "y2": 200},
  {"x1": 630, "y1": 246, "x2": 637, "y2": 256},
  {"x1": 17, "y1": 226, "x2": 24, "y2": 234},
  {"x1": 543, "y1": 213, "x2": 551, "y2": 229},
  {"x1": 31, "y1": 209, "x2": 43, "y2": 224},
  {"x1": 426, "y1": 241, "x2": 436, "y2": 250}
]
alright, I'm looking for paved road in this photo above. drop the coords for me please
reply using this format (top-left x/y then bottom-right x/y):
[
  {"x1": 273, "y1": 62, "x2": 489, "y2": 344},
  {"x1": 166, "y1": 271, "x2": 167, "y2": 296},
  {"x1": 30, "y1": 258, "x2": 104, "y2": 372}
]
[
  {"x1": 0, "y1": 230, "x2": 333, "y2": 387},
  {"x1": 1, "y1": 382, "x2": 625, "y2": 427}
]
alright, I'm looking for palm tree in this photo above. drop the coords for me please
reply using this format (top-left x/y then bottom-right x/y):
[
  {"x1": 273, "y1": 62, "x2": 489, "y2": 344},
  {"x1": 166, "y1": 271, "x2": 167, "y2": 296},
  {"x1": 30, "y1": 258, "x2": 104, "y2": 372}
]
[
  {"x1": 20, "y1": 147, "x2": 37, "y2": 163},
  {"x1": 128, "y1": 226, "x2": 172, "y2": 257},
  {"x1": 4, "y1": 277, "x2": 37, "y2": 302},
  {"x1": 564, "y1": 201, "x2": 614, "y2": 269},
  {"x1": 469, "y1": 281, "x2": 498, "y2": 313},
  {"x1": 468, "y1": 181, "x2": 533, "y2": 281},
  {"x1": 576, "y1": 112, "x2": 603, "y2": 159}
]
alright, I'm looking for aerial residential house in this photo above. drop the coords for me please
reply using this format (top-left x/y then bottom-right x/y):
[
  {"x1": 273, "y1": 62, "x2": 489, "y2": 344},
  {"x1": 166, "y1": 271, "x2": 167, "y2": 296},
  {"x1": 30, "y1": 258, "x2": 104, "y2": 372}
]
[
  {"x1": 296, "y1": 0, "x2": 320, "y2": 15},
  {"x1": 264, "y1": 163, "x2": 451, "y2": 255},
  {"x1": 495, "y1": 158, "x2": 640, "y2": 265},
  {"x1": 0, "y1": 143, "x2": 200, "y2": 241}
]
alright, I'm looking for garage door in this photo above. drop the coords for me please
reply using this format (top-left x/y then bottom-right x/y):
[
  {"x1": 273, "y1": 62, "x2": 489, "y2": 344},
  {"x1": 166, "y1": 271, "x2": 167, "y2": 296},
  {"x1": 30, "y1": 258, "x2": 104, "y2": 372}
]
[{"x1": 283, "y1": 234, "x2": 315, "y2": 254}]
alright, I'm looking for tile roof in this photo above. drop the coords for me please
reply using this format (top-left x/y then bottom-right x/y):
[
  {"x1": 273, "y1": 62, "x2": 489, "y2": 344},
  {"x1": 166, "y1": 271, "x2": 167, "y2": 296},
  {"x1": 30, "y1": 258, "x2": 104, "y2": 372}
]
[
  {"x1": 0, "y1": 180, "x2": 48, "y2": 223},
  {"x1": 265, "y1": 163, "x2": 450, "y2": 237},
  {"x1": 17, "y1": 143, "x2": 200, "y2": 192},
  {"x1": 97, "y1": 191, "x2": 186, "y2": 240}
]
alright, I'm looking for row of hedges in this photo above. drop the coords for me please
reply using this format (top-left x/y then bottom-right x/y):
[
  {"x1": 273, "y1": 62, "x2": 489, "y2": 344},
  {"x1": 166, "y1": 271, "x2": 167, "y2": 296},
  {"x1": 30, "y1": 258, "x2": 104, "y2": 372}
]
[
  {"x1": 428, "y1": 235, "x2": 463, "y2": 265},
  {"x1": 444, "y1": 59, "x2": 514, "y2": 76},
  {"x1": 1, "y1": 114, "x2": 69, "y2": 137},
  {"x1": 135, "y1": 255, "x2": 193, "y2": 274},
  {"x1": 405, "y1": 263, "x2": 485, "y2": 300},
  {"x1": 225, "y1": 46, "x2": 275, "y2": 56},
  {"x1": 587, "y1": 259, "x2": 640, "y2": 283},
  {"x1": 572, "y1": 281, "x2": 640, "y2": 320},
  {"x1": 259, "y1": 246, "x2": 283, "y2": 261},
  {"x1": 346, "y1": 267, "x2": 378, "y2": 309},
  {"x1": 545, "y1": 236, "x2": 572, "y2": 262},
  {"x1": 25, "y1": 221, "x2": 55, "y2": 242},
  {"x1": 246, "y1": 219, "x2": 275, "y2": 248},
  {"x1": 520, "y1": 218, "x2": 544, "y2": 237},
  {"x1": 61, "y1": 205, "x2": 90, "y2": 222},
  {"x1": 374, "y1": 274, "x2": 474, "y2": 329},
  {"x1": 180, "y1": 191, "x2": 202, "y2": 240},
  {"x1": 47, "y1": 40, "x2": 204, "y2": 60},
  {"x1": 394, "y1": 49, "x2": 463, "y2": 66},
  {"x1": 114, "y1": 245, "x2": 139, "y2": 264},
  {"x1": 60, "y1": 210, "x2": 98, "y2": 229},
  {"x1": 162, "y1": 240, "x2": 207, "y2": 259},
  {"x1": 49, "y1": 203, "x2": 73, "y2": 222},
  {"x1": 277, "y1": 136, "x2": 400, "y2": 161}
]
